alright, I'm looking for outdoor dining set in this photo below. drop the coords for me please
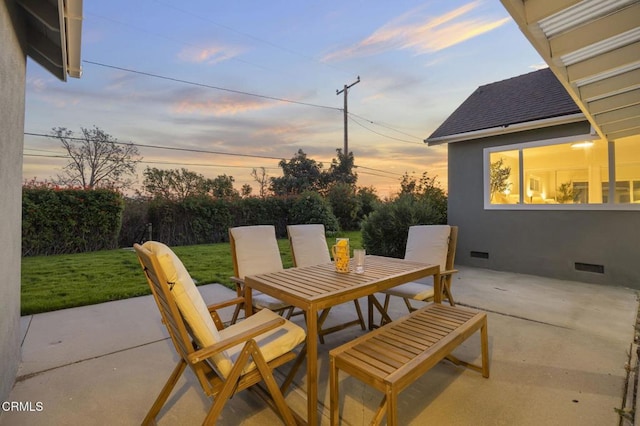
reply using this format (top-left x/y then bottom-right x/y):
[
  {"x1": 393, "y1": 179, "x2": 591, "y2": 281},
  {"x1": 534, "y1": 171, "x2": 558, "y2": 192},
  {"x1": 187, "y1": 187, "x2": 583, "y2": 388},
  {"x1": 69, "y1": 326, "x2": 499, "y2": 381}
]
[{"x1": 134, "y1": 223, "x2": 490, "y2": 425}]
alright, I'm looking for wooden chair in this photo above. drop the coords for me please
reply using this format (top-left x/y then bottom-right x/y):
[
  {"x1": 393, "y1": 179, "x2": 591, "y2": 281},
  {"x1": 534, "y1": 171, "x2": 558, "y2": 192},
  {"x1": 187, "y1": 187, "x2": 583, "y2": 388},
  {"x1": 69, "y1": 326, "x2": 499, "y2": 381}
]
[
  {"x1": 287, "y1": 224, "x2": 366, "y2": 343},
  {"x1": 369, "y1": 225, "x2": 458, "y2": 328},
  {"x1": 229, "y1": 225, "x2": 295, "y2": 324},
  {"x1": 134, "y1": 241, "x2": 306, "y2": 425}
]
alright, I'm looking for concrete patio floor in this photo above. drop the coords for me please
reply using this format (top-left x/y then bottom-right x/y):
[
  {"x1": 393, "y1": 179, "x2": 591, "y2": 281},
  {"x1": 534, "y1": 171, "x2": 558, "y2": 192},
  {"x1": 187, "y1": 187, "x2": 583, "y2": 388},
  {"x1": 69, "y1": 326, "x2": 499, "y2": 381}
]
[{"x1": 1, "y1": 265, "x2": 638, "y2": 425}]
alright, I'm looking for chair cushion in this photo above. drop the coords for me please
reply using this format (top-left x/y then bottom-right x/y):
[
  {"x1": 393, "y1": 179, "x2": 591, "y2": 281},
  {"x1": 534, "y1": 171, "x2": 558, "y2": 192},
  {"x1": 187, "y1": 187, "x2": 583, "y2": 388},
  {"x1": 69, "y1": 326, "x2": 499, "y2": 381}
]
[
  {"x1": 142, "y1": 241, "x2": 232, "y2": 377},
  {"x1": 221, "y1": 309, "x2": 306, "y2": 375},
  {"x1": 230, "y1": 226, "x2": 284, "y2": 278},
  {"x1": 383, "y1": 281, "x2": 435, "y2": 301},
  {"x1": 287, "y1": 224, "x2": 331, "y2": 267},
  {"x1": 404, "y1": 225, "x2": 450, "y2": 284}
]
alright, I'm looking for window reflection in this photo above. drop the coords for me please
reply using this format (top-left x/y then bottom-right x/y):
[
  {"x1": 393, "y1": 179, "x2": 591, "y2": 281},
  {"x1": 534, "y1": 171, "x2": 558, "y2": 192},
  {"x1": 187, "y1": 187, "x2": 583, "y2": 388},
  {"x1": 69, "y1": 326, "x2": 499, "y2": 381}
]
[{"x1": 489, "y1": 151, "x2": 519, "y2": 204}]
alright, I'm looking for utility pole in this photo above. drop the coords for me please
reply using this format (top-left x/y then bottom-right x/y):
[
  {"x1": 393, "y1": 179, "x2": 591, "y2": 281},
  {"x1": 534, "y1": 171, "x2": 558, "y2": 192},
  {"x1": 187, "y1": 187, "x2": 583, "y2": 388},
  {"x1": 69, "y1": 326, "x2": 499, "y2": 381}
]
[{"x1": 336, "y1": 76, "x2": 360, "y2": 155}]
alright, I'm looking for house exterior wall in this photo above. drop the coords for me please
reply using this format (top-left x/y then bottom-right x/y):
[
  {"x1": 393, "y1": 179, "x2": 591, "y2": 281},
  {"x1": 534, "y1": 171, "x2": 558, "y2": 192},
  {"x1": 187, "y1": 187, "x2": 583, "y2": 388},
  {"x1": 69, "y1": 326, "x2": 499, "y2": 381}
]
[
  {"x1": 448, "y1": 121, "x2": 640, "y2": 289},
  {"x1": 0, "y1": 0, "x2": 26, "y2": 404}
]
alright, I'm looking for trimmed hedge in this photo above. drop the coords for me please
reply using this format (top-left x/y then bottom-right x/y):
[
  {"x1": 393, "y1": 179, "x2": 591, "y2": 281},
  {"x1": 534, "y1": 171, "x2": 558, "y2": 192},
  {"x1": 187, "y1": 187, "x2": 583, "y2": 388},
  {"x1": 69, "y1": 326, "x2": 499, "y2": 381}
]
[
  {"x1": 22, "y1": 188, "x2": 124, "y2": 256},
  {"x1": 141, "y1": 193, "x2": 339, "y2": 246}
]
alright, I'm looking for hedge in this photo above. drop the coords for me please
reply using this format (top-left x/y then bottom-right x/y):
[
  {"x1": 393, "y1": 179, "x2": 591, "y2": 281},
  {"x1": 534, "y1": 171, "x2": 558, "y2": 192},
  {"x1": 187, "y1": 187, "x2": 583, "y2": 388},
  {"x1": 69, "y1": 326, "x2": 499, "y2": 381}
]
[{"x1": 22, "y1": 188, "x2": 124, "y2": 256}]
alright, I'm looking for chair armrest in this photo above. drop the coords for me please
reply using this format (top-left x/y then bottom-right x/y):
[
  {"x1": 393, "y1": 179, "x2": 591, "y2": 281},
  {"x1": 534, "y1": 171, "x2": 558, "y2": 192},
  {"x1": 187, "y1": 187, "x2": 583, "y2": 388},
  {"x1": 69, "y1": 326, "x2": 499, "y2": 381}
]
[
  {"x1": 440, "y1": 268, "x2": 458, "y2": 277},
  {"x1": 188, "y1": 317, "x2": 286, "y2": 364},
  {"x1": 207, "y1": 297, "x2": 244, "y2": 312},
  {"x1": 230, "y1": 276, "x2": 244, "y2": 286}
]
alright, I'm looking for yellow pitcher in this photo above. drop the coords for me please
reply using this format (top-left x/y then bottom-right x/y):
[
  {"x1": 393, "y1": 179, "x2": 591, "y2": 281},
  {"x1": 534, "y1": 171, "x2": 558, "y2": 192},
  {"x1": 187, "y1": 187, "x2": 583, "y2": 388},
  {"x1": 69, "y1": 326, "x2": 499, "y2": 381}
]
[{"x1": 331, "y1": 238, "x2": 350, "y2": 273}]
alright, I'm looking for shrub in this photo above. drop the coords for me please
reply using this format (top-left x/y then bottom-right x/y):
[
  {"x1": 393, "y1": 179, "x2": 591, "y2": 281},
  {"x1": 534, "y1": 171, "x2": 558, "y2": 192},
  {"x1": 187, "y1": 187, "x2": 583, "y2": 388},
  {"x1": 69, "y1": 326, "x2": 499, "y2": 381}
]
[
  {"x1": 361, "y1": 193, "x2": 447, "y2": 258},
  {"x1": 327, "y1": 183, "x2": 361, "y2": 231},
  {"x1": 288, "y1": 191, "x2": 339, "y2": 233}
]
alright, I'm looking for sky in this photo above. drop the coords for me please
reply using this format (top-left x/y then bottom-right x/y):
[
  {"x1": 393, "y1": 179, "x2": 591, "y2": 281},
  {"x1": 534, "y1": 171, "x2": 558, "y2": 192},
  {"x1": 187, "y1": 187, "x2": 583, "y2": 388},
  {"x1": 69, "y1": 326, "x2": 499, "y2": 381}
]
[{"x1": 22, "y1": 0, "x2": 546, "y2": 198}]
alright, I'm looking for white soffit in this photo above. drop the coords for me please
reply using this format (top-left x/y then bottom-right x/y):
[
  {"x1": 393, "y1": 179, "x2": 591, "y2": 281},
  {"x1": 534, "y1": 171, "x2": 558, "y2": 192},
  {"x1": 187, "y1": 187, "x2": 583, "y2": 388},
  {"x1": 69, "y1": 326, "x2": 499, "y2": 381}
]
[
  {"x1": 500, "y1": 0, "x2": 640, "y2": 141},
  {"x1": 18, "y1": 0, "x2": 83, "y2": 81}
]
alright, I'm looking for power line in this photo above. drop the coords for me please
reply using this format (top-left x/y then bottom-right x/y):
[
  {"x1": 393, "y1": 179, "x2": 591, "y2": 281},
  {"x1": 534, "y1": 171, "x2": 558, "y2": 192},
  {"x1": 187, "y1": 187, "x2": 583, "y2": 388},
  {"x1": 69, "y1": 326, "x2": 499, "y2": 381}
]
[
  {"x1": 83, "y1": 60, "x2": 342, "y2": 112},
  {"x1": 24, "y1": 133, "x2": 402, "y2": 178},
  {"x1": 24, "y1": 132, "x2": 285, "y2": 161},
  {"x1": 348, "y1": 115, "x2": 424, "y2": 145},
  {"x1": 355, "y1": 165, "x2": 403, "y2": 176},
  {"x1": 348, "y1": 112, "x2": 425, "y2": 141}
]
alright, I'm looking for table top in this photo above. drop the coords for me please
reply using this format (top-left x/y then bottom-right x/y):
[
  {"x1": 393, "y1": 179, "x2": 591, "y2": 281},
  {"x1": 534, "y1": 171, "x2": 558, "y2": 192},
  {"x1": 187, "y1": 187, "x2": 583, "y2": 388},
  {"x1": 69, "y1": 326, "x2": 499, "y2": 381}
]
[{"x1": 244, "y1": 255, "x2": 440, "y2": 310}]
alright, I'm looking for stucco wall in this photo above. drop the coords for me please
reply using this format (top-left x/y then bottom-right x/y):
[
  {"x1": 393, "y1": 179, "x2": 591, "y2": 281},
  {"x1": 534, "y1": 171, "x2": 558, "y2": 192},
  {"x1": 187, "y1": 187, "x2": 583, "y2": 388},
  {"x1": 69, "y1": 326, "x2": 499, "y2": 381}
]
[
  {"x1": 448, "y1": 121, "x2": 640, "y2": 288},
  {"x1": 0, "y1": 0, "x2": 26, "y2": 404}
]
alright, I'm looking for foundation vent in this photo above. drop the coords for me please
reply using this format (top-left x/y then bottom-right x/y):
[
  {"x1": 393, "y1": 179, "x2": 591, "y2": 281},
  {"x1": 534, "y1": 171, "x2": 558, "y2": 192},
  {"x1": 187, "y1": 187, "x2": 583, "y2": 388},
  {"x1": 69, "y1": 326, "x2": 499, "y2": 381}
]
[
  {"x1": 575, "y1": 262, "x2": 604, "y2": 274},
  {"x1": 470, "y1": 251, "x2": 489, "y2": 259}
]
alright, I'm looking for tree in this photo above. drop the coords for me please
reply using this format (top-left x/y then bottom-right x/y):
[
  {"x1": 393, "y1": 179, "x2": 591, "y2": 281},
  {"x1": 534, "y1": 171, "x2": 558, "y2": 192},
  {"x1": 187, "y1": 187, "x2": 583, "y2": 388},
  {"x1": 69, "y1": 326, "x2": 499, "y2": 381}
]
[
  {"x1": 327, "y1": 183, "x2": 361, "y2": 230},
  {"x1": 206, "y1": 174, "x2": 239, "y2": 199},
  {"x1": 241, "y1": 184, "x2": 252, "y2": 197},
  {"x1": 142, "y1": 167, "x2": 208, "y2": 200},
  {"x1": 356, "y1": 186, "x2": 380, "y2": 220},
  {"x1": 324, "y1": 149, "x2": 357, "y2": 189},
  {"x1": 270, "y1": 149, "x2": 324, "y2": 196},
  {"x1": 251, "y1": 167, "x2": 270, "y2": 198},
  {"x1": 52, "y1": 126, "x2": 140, "y2": 190}
]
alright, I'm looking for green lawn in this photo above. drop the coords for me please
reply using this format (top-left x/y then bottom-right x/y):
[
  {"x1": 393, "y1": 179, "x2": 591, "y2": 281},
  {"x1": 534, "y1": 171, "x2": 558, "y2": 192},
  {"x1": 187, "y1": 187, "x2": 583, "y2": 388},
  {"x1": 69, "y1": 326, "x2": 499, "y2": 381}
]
[{"x1": 21, "y1": 231, "x2": 363, "y2": 315}]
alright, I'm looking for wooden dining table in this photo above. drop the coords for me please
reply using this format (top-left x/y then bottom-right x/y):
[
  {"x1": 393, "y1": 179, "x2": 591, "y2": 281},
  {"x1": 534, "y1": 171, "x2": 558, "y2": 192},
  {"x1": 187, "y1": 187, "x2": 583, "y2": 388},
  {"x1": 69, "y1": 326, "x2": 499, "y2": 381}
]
[{"x1": 243, "y1": 255, "x2": 440, "y2": 426}]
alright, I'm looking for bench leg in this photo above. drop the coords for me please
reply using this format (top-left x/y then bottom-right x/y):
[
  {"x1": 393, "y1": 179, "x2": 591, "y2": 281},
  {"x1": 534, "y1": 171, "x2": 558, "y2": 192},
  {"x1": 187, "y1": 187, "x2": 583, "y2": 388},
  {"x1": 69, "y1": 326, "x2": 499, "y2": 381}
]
[
  {"x1": 481, "y1": 319, "x2": 490, "y2": 378},
  {"x1": 371, "y1": 395, "x2": 387, "y2": 426},
  {"x1": 330, "y1": 355, "x2": 339, "y2": 426},
  {"x1": 386, "y1": 388, "x2": 398, "y2": 426}
]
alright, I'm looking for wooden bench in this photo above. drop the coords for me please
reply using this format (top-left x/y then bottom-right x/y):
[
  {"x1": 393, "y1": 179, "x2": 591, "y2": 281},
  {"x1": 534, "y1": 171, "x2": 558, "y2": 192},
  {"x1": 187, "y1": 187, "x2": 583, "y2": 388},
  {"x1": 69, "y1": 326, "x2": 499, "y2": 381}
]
[{"x1": 329, "y1": 303, "x2": 489, "y2": 425}]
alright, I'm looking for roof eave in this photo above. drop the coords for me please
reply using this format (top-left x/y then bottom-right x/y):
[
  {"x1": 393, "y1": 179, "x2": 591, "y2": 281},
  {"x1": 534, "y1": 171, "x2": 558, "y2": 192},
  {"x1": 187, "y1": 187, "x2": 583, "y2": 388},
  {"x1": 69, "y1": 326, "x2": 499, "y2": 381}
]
[
  {"x1": 19, "y1": 0, "x2": 83, "y2": 81},
  {"x1": 425, "y1": 112, "x2": 587, "y2": 146}
]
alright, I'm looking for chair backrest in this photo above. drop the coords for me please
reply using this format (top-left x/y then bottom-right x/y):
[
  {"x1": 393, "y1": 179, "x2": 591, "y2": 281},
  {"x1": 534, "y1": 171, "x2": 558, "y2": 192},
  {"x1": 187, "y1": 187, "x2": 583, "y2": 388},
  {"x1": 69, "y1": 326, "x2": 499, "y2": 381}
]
[
  {"x1": 229, "y1": 225, "x2": 284, "y2": 278},
  {"x1": 287, "y1": 224, "x2": 331, "y2": 267},
  {"x1": 404, "y1": 225, "x2": 457, "y2": 271},
  {"x1": 134, "y1": 241, "x2": 235, "y2": 378}
]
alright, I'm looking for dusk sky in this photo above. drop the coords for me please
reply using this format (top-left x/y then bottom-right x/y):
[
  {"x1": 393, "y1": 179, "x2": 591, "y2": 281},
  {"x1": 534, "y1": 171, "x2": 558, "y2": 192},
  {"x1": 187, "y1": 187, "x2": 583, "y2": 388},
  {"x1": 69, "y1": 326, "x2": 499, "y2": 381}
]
[{"x1": 22, "y1": 0, "x2": 546, "y2": 197}]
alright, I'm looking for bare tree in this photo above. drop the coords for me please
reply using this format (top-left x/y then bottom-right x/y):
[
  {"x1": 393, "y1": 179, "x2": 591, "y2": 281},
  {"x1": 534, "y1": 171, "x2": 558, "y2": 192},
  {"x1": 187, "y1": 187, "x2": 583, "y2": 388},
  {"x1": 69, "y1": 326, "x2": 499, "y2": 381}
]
[
  {"x1": 251, "y1": 167, "x2": 270, "y2": 198},
  {"x1": 52, "y1": 126, "x2": 141, "y2": 190}
]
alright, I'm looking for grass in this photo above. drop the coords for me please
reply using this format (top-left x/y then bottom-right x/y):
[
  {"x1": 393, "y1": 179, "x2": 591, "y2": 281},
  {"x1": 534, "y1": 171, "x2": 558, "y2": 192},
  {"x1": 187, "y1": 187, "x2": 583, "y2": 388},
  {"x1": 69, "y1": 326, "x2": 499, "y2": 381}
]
[{"x1": 21, "y1": 231, "x2": 363, "y2": 315}]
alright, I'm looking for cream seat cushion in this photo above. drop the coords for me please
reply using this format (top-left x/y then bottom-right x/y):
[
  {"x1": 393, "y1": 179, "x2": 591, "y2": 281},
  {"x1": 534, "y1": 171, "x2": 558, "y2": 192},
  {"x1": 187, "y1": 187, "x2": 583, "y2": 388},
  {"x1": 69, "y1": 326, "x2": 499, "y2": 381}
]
[
  {"x1": 221, "y1": 309, "x2": 306, "y2": 375},
  {"x1": 143, "y1": 241, "x2": 305, "y2": 378},
  {"x1": 287, "y1": 224, "x2": 331, "y2": 267},
  {"x1": 385, "y1": 225, "x2": 450, "y2": 297}
]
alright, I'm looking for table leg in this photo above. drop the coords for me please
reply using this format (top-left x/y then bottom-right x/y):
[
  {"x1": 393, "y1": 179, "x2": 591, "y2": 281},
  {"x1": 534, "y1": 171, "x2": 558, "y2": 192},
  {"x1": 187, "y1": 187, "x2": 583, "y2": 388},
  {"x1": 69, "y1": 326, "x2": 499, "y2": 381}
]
[{"x1": 306, "y1": 305, "x2": 318, "y2": 426}]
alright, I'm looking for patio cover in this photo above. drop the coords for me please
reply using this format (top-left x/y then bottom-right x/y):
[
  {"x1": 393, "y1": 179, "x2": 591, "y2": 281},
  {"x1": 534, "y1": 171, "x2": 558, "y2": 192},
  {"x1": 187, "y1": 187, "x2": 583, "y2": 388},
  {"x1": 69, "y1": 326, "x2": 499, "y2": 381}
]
[{"x1": 500, "y1": 0, "x2": 640, "y2": 141}]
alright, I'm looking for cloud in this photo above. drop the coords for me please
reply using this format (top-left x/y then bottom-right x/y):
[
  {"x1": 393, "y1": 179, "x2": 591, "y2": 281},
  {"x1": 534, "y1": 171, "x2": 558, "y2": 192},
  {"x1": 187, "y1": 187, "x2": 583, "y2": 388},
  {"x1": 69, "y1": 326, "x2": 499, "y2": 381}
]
[
  {"x1": 323, "y1": 1, "x2": 510, "y2": 62},
  {"x1": 173, "y1": 96, "x2": 271, "y2": 116},
  {"x1": 178, "y1": 44, "x2": 245, "y2": 64}
]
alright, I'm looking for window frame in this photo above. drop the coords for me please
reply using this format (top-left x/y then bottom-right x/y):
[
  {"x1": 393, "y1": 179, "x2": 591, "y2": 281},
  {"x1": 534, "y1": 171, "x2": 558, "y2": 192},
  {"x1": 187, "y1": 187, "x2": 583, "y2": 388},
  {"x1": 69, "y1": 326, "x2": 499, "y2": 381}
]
[{"x1": 483, "y1": 134, "x2": 639, "y2": 211}]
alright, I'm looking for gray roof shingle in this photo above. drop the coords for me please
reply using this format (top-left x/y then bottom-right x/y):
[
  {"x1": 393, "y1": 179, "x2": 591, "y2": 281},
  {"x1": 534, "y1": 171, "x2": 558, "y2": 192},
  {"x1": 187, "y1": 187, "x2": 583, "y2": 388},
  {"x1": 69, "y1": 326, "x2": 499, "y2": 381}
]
[{"x1": 426, "y1": 68, "x2": 582, "y2": 142}]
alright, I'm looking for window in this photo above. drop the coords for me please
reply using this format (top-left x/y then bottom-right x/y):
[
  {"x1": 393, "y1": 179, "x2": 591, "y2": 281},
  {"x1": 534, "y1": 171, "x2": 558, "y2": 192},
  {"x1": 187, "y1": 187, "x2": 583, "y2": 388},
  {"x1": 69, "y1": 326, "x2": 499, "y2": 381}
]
[{"x1": 484, "y1": 134, "x2": 640, "y2": 209}]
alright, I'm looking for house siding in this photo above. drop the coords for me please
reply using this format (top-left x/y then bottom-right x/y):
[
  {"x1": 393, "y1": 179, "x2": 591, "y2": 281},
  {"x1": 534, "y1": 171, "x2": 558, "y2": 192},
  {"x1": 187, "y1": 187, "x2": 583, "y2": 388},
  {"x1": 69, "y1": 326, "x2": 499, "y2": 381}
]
[
  {"x1": 448, "y1": 121, "x2": 640, "y2": 289},
  {"x1": 0, "y1": 0, "x2": 26, "y2": 404}
]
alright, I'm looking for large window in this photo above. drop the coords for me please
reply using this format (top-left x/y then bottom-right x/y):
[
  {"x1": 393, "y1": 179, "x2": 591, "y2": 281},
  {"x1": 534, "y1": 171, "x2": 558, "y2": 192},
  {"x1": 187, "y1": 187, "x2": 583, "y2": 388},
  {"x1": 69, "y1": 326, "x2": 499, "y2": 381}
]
[{"x1": 485, "y1": 134, "x2": 640, "y2": 209}]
